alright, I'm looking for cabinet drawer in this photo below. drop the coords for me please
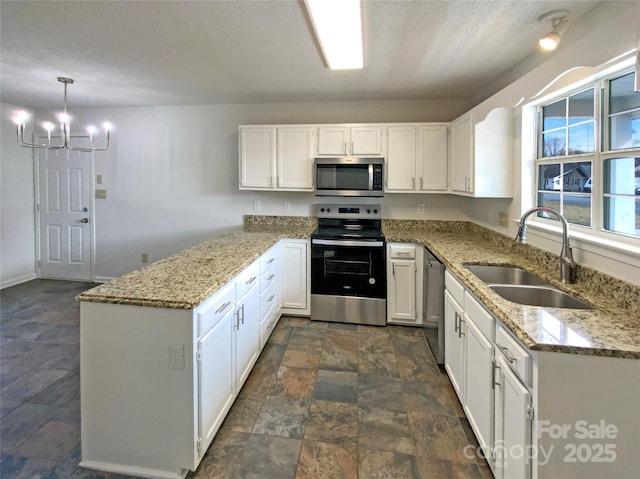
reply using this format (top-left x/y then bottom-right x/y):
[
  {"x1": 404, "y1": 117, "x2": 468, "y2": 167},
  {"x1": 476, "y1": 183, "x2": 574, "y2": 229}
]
[
  {"x1": 261, "y1": 267, "x2": 279, "y2": 293},
  {"x1": 495, "y1": 324, "x2": 532, "y2": 387},
  {"x1": 196, "y1": 284, "x2": 235, "y2": 337},
  {"x1": 235, "y1": 262, "x2": 260, "y2": 300},
  {"x1": 389, "y1": 244, "x2": 416, "y2": 259},
  {"x1": 261, "y1": 281, "x2": 280, "y2": 321},
  {"x1": 445, "y1": 270, "x2": 464, "y2": 306},
  {"x1": 260, "y1": 246, "x2": 279, "y2": 276},
  {"x1": 464, "y1": 291, "x2": 495, "y2": 341}
]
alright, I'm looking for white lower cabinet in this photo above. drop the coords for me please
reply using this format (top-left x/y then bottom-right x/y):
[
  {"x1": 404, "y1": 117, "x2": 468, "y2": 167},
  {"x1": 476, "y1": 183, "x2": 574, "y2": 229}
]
[
  {"x1": 444, "y1": 272, "x2": 466, "y2": 399},
  {"x1": 197, "y1": 300, "x2": 235, "y2": 456},
  {"x1": 234, "y1": 263, "x2": 261, "y2": 390},
  {"x1": 387, "y1": 243, "x2": 423, "y2": 325},
  {"x1": 281, "y1": 239, "x2": 310, "y2": 315},
  {"x1": 494, "y1": 353, "x2": 532, "y2": 479}
]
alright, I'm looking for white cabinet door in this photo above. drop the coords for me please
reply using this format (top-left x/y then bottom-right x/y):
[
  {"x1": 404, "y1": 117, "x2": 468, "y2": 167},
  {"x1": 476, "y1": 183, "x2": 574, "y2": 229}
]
[
  {"x1": 317, "y1": 127, "x2": 349, "y2": 155},
  {"x1": 388, "y1": 259, "x2": 417, "y2": 322},
  {"x1": 444, "y1": 289, "x2": 466, "y2": 403},
  {"x1": 418, "y1": 125, "x2": 448, "y2": 191},
  {"x1": 386, "y1": 126, "x2": 417, "y2": 191},
  {"x1": 197, "y1": 308, "x2": 235, "y2": 457},
  {"x1": 234, "y1": 284, "x2": 260, "y2": 391},
  {"x1": 281, "y1": 239, "x2": 309, "y2": 311},
  {"x1": 317, "y1": 126, "x2": 384, "y2": 156},
  {"x1": 239, "y1": 127, "x2": 276, "y2": 189},
  {"x1": 494, "y1": 355, "x2": 532, "y2": 479},
  {"x1": 277, "y1": 127, "x2": 314, "y2": 190},
  {"x1": 350, "y1": 126, "x2": 384, "y2": 155},
  {"x1": 464, "y1": 316, "x2": 494, "y2": 459},
  {"x1": 450, "y1": 113, "x2": 473, "y2": 194}
]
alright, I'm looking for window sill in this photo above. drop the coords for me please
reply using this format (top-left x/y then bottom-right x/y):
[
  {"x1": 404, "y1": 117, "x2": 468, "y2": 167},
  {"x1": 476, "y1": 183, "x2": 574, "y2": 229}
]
[{"x1": 521, "y1": 219, "x2": 640, "y2": 261}]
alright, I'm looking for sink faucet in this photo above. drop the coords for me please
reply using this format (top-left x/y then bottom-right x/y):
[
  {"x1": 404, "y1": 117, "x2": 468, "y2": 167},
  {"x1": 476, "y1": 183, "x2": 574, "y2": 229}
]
[{"x1": 514, "y1": 207, "x2": 577, "y2": 284}]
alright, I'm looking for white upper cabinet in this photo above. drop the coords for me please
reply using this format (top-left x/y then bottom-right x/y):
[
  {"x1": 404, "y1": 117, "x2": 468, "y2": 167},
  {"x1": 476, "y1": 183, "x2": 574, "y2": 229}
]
[
  {"x1": 317, "y1": 125, "x2": 384, "y2": 156},
  {"x1": 449, "y1": 108, "x2": 513, "y2": 197},
  {"x1": 277, "y1": 127, "x2": 314, "y2": 189},
  {"x1": 386, "y1": 124, "x2": 448, "y2": 192},
  {"x1": 239, "y1": 125, "x2": 314, "y2": 191},
  {"x1": 239, "y1": 127, "x2": 276, "y2": 189}
]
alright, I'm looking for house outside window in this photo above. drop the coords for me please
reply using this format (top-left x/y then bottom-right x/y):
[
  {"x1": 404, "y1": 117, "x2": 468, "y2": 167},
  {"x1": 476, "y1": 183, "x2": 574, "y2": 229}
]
[{"x1": 535, "y1": 70, "x2": 639, "y2": 239}]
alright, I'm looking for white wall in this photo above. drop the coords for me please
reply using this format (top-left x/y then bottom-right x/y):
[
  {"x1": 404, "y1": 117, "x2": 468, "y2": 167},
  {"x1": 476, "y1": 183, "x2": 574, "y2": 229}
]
[
  {"x1": 1, "y1": 103, "x2": 37, "y2": 288},
  {"x1": 37, "y1": 98, "x2": 469, "y2": 279}
]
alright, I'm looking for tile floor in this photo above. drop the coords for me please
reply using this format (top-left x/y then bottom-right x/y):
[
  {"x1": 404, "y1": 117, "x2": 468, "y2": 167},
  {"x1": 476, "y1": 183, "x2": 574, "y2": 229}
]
[{"x1": 1, "y1": 279, "x2": 492, "y2": 479}]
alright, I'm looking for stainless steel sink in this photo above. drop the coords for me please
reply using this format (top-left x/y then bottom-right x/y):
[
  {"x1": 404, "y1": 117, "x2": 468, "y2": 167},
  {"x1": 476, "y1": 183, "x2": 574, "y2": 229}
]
[
  {"x1": 465, "y1": 265, "x2": 549, "y2": 286},
  {"x1": 464, "y1": 264, "x2": 591, "y2": 309},
  {"x1": 488, "y1": 285, "x2": 591, "y2": 310}
]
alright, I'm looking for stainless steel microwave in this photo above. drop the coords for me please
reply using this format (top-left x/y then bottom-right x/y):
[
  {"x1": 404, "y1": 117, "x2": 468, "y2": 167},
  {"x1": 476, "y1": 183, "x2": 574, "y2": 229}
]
[{"x1": 314, "y1": 157, "x2": 384, "y2": 197}]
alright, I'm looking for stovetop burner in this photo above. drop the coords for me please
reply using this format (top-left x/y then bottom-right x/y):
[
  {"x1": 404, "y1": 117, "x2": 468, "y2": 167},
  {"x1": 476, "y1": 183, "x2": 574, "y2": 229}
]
[{"x1": 311, "y1": 204, "x2": 384, "y2": 241}]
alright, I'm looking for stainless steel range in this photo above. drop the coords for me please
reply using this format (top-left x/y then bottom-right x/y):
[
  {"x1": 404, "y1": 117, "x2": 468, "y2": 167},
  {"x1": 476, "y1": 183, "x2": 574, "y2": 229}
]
[{"x1": 310, "y1": 204, "x2": 386, "y2": 326}]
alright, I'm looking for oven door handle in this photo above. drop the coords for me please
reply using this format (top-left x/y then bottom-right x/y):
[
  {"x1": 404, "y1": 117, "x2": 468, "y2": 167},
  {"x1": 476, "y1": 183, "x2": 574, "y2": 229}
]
[{"x1": 311, "y1": 239, "x2": 384, "y2": 248}]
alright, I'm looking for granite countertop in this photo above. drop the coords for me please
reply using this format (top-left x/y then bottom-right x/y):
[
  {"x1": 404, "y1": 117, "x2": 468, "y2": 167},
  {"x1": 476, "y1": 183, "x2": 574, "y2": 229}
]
[
  {"x1": 76, "y1": 224, "x2": 315, "y2": 309},
  {"x1": 384, "y1": 223, "x2": 640, "y2": 359},
  {"x1": 78, "y1": 215, "x2": 639, "y2": 359}
]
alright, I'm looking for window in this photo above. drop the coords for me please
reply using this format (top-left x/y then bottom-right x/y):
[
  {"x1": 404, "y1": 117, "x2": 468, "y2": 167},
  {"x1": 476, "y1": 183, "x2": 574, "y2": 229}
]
[{"x1": 535, "y1": 69, "x2": 640, "y2": 240}]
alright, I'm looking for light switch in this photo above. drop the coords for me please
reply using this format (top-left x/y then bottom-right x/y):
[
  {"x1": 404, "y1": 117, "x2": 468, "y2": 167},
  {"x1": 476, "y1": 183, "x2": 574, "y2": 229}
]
[{"x1": 96, "y1": 174, "x2": 103, "y2": 185}]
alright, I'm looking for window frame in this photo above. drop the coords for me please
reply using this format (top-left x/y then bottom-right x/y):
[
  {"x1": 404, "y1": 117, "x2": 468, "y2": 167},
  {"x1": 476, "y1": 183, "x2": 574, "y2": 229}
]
[{"x1": 532, "y1": 66, "x2": 639, "y2": 246}]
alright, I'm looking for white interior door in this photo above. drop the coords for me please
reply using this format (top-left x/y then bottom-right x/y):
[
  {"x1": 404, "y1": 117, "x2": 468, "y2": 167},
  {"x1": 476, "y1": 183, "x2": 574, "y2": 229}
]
[{"x1": 38, "y1": 141, "x2": 93, "y2": 280}]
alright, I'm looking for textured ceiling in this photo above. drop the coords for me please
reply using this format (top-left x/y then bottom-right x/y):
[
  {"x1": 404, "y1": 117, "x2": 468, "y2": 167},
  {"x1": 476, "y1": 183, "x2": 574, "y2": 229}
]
[{"x1": 0, "y1": 0, "x2": 601, "y2": 109}]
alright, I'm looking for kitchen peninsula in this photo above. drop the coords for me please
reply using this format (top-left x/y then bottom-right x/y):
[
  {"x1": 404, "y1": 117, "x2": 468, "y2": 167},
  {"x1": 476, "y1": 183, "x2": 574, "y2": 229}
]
[{"x1": 77, "y1": 216, "x2": 639, "y2": 479}]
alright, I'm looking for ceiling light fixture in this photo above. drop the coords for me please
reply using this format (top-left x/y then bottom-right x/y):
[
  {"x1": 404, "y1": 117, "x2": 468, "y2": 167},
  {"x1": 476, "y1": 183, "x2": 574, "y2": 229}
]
[
  {"x1": 538, "y1": 10, "x2": 569, "y2": 52},
  {"x1": 14, "y1": 77, "x2": 111, "y2": 152},
  {"x1": 304, "y1": 0, "x2": 363, "y2": 70}
]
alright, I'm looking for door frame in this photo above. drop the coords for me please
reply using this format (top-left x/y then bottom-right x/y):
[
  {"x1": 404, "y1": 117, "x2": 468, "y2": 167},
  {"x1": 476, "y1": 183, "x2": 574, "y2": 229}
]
[{"x1": 33, "y1": 132, "x2": 96, "y2": 281}]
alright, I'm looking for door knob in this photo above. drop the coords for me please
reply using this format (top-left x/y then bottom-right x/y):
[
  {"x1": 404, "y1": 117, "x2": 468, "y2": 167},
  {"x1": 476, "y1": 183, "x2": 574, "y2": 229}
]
[{"x1": 80, "y1": 218, "x2": 89, "y2": 223}]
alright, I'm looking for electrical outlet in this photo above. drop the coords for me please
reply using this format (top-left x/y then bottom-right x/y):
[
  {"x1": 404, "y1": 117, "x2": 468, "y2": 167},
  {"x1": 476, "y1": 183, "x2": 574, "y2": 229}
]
[
  {"x1": 141, "y1": 253, "x2": 149, "y2": 263},
  {"x1": 253, "y1": 200, "x2": 261, "y2": 211},
  {"x1": 417, "y1": 204, "x2": 425, "y2": 215},
  {"x1": 95, "y1": 189, "x2": 107, "y2": 199},
  {"x1": 283, "y1": 201, "x2": 291, "y2": 212},
  {"x1": 168, "y1": 343, "x2": 185, "y2": 370},
  {"x1": 499, "y1": 211, "x2": 509, "y2": 228}
]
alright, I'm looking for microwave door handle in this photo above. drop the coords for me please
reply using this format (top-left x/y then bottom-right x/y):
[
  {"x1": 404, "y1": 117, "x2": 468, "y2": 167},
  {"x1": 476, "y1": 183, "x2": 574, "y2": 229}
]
[{"x1": 368, "y1": 164, "x2": 374, "y2": 190}]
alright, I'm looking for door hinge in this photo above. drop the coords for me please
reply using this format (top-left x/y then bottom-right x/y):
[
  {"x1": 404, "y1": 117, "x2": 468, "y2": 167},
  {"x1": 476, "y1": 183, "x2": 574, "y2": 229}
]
[
  {"x1": 196, "y1": 349, "x2": 202, "y2": 362},
  {"x1": 526, "y1": 404, "x2": 534, "y2": 421},
  {"x1": 37, "y1": 260, "x2": 41, "y2": 269},
  {"x1": 36, "y1": 203, "x2": 40, "y2": 211},
  {"x1": 197, "y1": 437, "x2": 202, "y2": 453}
]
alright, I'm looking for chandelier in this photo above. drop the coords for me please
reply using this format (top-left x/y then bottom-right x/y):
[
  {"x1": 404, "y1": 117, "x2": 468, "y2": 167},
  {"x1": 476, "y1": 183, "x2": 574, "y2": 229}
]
[{"x1": 15, "y1": 77, "x2": 111, "y2": 152}]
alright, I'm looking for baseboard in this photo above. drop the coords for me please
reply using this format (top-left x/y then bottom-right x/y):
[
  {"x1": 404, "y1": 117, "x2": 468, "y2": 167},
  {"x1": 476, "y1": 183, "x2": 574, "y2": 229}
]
[
  {"x1": 0, "y1": 272, "x2": 37, "y2": 290},
  {"x1": 94, "y1": 276, "x2": 115, "y2": 283}
]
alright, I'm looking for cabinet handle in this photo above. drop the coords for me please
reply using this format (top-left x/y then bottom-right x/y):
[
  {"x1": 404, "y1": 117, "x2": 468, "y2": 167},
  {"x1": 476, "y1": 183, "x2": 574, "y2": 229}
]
[
  {"x1": 458, "y1": 317, "x2": 465, "y2": 338},
  {"x1": 496, "y1": 343, "x2": 517, "y2": 363},
  {"x1": 246, "y1": 276, "x2": 257, "y2": 286},
  {"x1": 344, "y1": 141, "x2": 348, "y2": 155},
  {"x1": 397, "y1": 252, "x2": 411, "y2": 256},
  {"x1": 412, "y1": 177, "x2": 415, "y2": 189},
  {"x1": 267, "y1": 294, "x2": 275, "y2": 303},
  {"x1": 392, "y1": 263, "x2": 395, "y2": 276},
  {"x1": 267, "y1": 258, "x2": 275, "y2": 264},
  {"x1": 235, "y1": 309, "x2": 241, "y2": 330},
  {"x1": 267, "y1": 273, "x2": 275, "y2": 281},
  {"x1": 351, "y1": 141, "x2": 354, "y2": 154},
  {"x1": 215, "y1": 301, "x2": 231, "y2": 314},
  {"x1": 241, "y1": 304, "x2": 246, "y2": 324},
  {"x1": 493, "y1": 362, "x2": 501, "y2": 388},
  {"x1": 420, "y1": 177, "x2": 424, "y2": 190},
  {"x1": 454, "y1": 311, "x2": 459, "y2": 333}
]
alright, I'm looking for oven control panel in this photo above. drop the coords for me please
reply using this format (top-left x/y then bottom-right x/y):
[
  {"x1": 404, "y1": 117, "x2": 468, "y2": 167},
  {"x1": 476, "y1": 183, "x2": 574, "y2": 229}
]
[{"x1": 316, "y1": 204, "x2": 381, "y2": 219}]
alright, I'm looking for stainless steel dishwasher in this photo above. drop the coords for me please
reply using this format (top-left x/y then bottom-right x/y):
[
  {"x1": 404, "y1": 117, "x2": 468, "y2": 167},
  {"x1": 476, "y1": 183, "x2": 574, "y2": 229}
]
[{"x1": 423, "y1": 248, "x2": 445, "y2": 364}]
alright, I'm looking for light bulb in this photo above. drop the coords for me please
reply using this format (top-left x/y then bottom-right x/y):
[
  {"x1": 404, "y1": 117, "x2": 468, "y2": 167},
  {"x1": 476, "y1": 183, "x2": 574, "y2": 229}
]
[
  {"x1": 58, "y1": 112, "x2": 71, "y2": 124},
  {"x1": 102, "y1": 122, "x2": 112, "y2": 132},
  {"x1": 42, "y1": 121, "x2": 55, "y2": 132},
  {"x1": 86, "y1": 125, "x2": 96, "y2": 135},
  {"x1": 539, "y1": 31, "x2": 561, "y2": 51},
  {"x1": 14, "y1": 110, "x2": 29, "y2": 125}
]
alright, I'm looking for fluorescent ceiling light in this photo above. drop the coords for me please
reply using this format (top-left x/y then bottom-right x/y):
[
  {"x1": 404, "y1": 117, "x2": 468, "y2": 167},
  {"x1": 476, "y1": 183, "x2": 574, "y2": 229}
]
[{"x1": 305, "y1": 0, "x2": 363, "y2": 70}]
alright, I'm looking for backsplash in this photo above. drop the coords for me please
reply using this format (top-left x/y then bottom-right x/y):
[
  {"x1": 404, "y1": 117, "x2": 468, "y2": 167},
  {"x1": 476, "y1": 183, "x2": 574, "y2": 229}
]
[{"x1": 244, "y1": 215, "x2": 318, "y2": 228}]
